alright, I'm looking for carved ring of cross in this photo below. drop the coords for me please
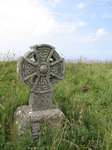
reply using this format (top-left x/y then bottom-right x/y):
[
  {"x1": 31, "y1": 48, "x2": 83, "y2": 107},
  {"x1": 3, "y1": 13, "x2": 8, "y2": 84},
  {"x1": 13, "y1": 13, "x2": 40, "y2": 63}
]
[{"x1": 17, "y1": 44, "x2": 65, "y2": 94}]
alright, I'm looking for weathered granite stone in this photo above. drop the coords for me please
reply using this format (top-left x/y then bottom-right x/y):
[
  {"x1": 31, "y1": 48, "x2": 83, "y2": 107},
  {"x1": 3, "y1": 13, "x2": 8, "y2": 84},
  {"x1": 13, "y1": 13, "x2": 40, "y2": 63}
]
[
  {"x1": 14, "y1": 106, "x2": 64, "y2": 138},
  {"x1": 14, "y1": 106, "x2": 32, "y2": 137},
  {"x1": 14, "y1": 44, "x2": 65, "y2": 140}
]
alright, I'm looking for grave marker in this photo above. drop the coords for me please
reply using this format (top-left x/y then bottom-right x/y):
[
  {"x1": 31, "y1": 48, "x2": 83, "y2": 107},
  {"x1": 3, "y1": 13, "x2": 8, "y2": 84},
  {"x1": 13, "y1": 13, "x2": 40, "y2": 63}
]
[{"x1": 14, "y1": 44, "x2": 65, "y2": 140}]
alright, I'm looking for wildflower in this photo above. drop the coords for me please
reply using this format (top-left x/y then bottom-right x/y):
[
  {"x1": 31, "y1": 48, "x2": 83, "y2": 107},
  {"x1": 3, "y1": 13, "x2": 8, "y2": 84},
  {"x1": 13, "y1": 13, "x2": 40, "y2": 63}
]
[
  {"x1": 82, "y1": 84, "x2": 89, "y2": 92},
  {"x1": 80, "y1": 106, "x2": 85, "y2": 114},
  {"x1": 66, "y1": 119, "x2": 69, "y2": 124},
  {"x1": 0, "y1": 104, "x2": 5, "y2": 110},
  {"x1": 53, "y1": 140, "x2": 56, "y2": 145},
  {"x1": 69, "y1": 142, "x2": 73, "y2": 148}
]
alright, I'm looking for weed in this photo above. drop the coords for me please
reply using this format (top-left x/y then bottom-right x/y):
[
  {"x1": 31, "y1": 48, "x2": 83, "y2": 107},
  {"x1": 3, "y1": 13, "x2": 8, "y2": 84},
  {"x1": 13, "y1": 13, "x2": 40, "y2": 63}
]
[{"x1": 0, "y1": 60, "x2": 112, "y2": 149}]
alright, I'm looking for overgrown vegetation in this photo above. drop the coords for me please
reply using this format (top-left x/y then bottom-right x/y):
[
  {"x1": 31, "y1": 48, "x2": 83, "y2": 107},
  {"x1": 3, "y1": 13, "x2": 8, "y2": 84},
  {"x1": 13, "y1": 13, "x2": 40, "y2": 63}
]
[{"x1": 0, "y1": 59, "x2": 112, "y2": 149}]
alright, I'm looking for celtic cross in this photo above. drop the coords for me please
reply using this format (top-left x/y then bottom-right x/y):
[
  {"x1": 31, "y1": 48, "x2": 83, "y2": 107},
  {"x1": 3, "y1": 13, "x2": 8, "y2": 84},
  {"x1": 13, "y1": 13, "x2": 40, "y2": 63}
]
[{"x1": 17, "y1": 44, "x2": 65, "y2": 111}]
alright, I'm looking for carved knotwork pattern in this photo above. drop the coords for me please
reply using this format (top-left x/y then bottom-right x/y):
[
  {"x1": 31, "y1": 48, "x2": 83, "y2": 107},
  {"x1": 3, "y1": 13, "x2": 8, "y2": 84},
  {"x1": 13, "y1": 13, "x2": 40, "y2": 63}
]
[
  {"x1": 36, "y1": 47, "x2": 53, "y2": 62},
  {"x1": 20, "y1": 59, "x2": 36, "y2": 82},
  {"x1": 39, "y1": 77, "x2": 48, "y2": 86},
  {"x1": 50, "y1": 59, "x2": 64, "y2": 79},
  {"x1": 17, "y1": 44, "x2": 65, "y2": 93},
  {"x1": 51, "y1": 65, "x2": 58, "y2": 74},
  {"x1": 33, "y1": 77, "x2": 52, "y2": 93}
]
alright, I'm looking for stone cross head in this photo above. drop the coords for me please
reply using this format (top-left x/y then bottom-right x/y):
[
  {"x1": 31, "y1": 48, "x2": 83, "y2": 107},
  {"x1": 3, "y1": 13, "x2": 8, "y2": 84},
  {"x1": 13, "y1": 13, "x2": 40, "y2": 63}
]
[{"x1": 17, "y1": 44, "x2": 65, "y2": 111}]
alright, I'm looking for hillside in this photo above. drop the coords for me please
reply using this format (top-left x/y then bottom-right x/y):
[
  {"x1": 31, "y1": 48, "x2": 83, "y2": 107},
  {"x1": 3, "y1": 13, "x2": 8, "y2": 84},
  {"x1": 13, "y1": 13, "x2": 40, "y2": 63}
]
[{"x1": 0, "y1": 60, "x2": 112, "y2": 150}]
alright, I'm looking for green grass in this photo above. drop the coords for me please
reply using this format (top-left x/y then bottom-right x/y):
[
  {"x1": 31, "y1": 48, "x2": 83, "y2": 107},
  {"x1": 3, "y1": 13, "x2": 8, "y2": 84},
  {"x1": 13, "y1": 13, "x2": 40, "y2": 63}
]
[{"x1": 0, "y1": 60, "x2": 112, "y2": 149}]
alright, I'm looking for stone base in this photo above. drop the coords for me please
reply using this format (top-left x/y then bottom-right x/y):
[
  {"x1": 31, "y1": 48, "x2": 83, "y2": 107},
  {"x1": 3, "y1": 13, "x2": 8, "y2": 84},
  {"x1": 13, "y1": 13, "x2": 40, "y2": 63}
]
[{"x1": 14, "y1": 106, "x2": 64, "y2": 139}]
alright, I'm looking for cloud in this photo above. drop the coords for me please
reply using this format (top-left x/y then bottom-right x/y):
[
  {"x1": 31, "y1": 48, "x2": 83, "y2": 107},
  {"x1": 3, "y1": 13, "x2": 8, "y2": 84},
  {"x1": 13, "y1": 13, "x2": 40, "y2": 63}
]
[
  {"x1": 52, "y1": 0, "x2": 61, "y2": 3},
  {"x1": 0, "y1": 0, "x2": 58, "y2": 44},
  {"x1": 68, "y1": 28, "x2": 108, "y2": 42},
  {"x1": 57, "y1": 20, "x2": 87, "y2": 34},
  {"x1": 46, "y1": 0, "x2": 61, "y2": 6},
  {"x1": 96, "y1": 28, "x2": 107, "y2": 37},
  {"x1": 84, "y1": 28, "x2": 107, "y2": 42},
  {"x1": 0, "y1": 0, "x2": 88, "y2": 46},
  {"x1": 77, "y1": 2, "x2": 85, "y2": 9}
]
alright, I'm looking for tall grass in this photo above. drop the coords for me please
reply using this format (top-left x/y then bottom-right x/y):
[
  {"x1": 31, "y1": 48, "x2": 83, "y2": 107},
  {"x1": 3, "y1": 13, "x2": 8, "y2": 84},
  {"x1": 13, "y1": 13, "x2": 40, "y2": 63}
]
[{"x1": 0, "y1": 59, "x2": 112, "y2": 149}]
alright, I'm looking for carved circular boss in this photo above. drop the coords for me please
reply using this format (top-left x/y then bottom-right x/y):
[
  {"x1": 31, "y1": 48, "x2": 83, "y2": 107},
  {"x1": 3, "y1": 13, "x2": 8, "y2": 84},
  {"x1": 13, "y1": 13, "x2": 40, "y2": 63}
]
[{"x1": 17, "y1": 44, "x2": 65, "y2": 93}]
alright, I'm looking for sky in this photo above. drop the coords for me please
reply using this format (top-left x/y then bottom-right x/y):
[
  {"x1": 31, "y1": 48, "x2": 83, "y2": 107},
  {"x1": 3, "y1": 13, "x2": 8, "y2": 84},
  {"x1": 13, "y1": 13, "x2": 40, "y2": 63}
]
[{"x1": 0, "y1": 0, "x2": 112, "y2": 61}]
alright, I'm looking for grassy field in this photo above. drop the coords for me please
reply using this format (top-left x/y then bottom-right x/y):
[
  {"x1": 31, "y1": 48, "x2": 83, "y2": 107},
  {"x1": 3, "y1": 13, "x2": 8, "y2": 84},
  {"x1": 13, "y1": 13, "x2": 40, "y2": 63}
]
[{"x1": 0, "y1": 60, "x2": 112, "y2": 150}]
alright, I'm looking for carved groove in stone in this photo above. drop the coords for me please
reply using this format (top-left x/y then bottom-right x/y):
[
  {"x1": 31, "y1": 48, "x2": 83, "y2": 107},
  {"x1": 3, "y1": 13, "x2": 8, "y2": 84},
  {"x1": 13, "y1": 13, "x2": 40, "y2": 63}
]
[{"x1": 31, "y1": 122, "x2": 40, "y2": 140}]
